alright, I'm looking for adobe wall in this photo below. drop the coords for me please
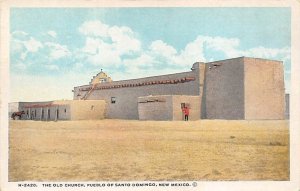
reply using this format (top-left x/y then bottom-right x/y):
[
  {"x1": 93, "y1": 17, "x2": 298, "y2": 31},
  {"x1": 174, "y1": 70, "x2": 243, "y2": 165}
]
[
  {"x1": 205, "y1": 57, "x2": 245, "y2": 119},
  {"x1": 69, "y1": 100, "x2": 106, "y2": 120},
  {"x1": 199, "y1": 63, "x2": 207, "y2": 119},
  {"x1": 172, "y1": 95, "x2": 200, "y2": 121},
  {"x1": 74, "y1": 69, "x2": 201, "y2": 120},
  {"x1": 244, "y1": 58, "x2": 285, "y2": 119},
  {"x1": 285, "y1": 94, "x2": 289, "y2": 119},
  {"x1": 138, "y1": 95, "x2": 200, "y2": 121},
  {"x1": 138, "y1": 95, "x2": 173, "y2": 121}
]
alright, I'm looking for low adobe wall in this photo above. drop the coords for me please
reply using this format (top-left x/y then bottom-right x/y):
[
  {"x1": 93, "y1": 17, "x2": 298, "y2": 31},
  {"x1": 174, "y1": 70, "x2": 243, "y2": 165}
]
[
  {"x1": 138, "y1": 95, "x2": 200, "y2": 121},
  {"x1": 68, "y1": 100, "x2": 106, "y2": 120},
  {"x1": 17, "y1": 100, "x2": 106, "y2": 121},
  {"x1": 172, "y1": 95, "x2": 200, "y2": 121},
  {"x1": 138, "y1": 95, "x2": 173, "y2": 121}
]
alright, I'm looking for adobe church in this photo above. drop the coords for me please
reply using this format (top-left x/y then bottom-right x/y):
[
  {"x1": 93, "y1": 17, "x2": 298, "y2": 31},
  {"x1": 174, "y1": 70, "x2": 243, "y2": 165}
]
[{"x1": 71, "y1": 57, "x2": 285, "y2": 120}]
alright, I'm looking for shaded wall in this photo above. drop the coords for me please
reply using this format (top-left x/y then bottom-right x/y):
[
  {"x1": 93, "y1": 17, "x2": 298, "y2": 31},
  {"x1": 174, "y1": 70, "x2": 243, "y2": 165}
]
[
  {"x1": 285, "y1": 94, "x2": 289, "y2": 119},
  {"x1": 19, "y1": 101, "x2": 53, "y2": 120},
  {"x1": 20, "y1": 104, "x2": 70, "y2": 121},
  {"x1": 205, "y1": 58, "x2": 245, "y2": 119}
]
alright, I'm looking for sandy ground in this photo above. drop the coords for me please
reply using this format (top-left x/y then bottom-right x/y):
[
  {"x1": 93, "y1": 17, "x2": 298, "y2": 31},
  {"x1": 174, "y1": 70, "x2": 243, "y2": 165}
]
[{"x1": 9, "y1": 120, "x2": 289, "y2": 181}]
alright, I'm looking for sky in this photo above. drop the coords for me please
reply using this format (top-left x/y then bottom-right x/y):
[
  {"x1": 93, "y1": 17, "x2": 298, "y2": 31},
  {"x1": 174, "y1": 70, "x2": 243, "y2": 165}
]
[{"x1": 10, "y1": 8, "x2": 291, "y2": 102}]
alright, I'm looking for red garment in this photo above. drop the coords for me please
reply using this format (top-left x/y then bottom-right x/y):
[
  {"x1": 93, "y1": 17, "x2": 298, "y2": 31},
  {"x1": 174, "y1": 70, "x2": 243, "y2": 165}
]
[{"x1": 183, "y1": 107, "x2": 189, "y2": 115}]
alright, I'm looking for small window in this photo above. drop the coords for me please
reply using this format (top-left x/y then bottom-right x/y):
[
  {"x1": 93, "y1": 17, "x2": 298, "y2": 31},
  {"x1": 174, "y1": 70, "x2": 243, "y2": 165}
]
[
  {"x1": 64, "y1": 109, "x2": 67, "y2": 113},
  {"x1": 181, "y1": 103, "x2": 186, "y2": 109},
  {"x1": 111, "y1": 97, "x2": 116, "y2": 104}
]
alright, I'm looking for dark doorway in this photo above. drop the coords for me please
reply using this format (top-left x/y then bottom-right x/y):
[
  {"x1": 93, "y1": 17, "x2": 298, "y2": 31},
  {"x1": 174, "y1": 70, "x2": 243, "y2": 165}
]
[
  {"x1": 56, "y1": 109, "x2": 59, "y2": 120},
  {"x1": 47, "y1": 109, "x2": 50, "y2": 120},
  {"x1": 41, "y1": 109, "x2": 44, "y2": 119}
]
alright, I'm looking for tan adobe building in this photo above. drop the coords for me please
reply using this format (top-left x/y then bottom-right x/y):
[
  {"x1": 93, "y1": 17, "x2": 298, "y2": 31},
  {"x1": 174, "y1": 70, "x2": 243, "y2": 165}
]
[
  {"x1": 10, "y1": 57, "x2": 285, "y2": 121},
  {"x1": 11, "y1": 100, "x2": 106, "y2": 121},
  {"x1": 72, "y1": 57, "x2": 285, "y2": 120}
]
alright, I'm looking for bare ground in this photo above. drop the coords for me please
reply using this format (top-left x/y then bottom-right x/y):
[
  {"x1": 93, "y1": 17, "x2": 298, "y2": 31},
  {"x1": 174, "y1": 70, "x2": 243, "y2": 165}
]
[{"x1": 9, "y1": 120, "x2": 289, "y2": 181}]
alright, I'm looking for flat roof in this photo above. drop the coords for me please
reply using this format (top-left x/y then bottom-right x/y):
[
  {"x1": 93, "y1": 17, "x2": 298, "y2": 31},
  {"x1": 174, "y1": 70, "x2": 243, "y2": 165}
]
[{"x1": 206, "y1": 56, "x2": 283, "y2": 64}]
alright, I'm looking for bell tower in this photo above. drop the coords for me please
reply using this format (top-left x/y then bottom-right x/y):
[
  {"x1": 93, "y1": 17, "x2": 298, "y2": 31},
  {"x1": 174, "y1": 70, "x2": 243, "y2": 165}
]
[{"x1": 89, "y1": 69, "x2": 113, "y2": 85}]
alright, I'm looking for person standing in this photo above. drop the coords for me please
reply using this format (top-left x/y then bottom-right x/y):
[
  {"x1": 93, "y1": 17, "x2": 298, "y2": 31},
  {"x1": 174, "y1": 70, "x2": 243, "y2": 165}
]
[{"x1": 182, "y1": 106, "x2": 190, "y2": 121}]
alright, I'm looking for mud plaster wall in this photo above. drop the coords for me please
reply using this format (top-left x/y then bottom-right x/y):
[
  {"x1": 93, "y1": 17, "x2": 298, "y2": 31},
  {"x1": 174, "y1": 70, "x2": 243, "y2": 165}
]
[
  {"x1": 138, "y1": 96, "x2": 173, "y2": 121},
  {"x1": 18, "y1": 100, "x2": 105, "y2": 121},
  {"x1": 205, "y1": 58, "x2": 245, "y2": 119},
  {"x1": 69, "y1": 100, "x2": 106, "y2": 120},
  {"x1": 285, "y1": 94, "x2": 289, "y2": 119},
  {"x1": 138, "y1": 95, "x2": 200, "y2": 121},
  {"x1": 199, "y1": 63, "x2": 206, "y2": 119},
  {"x1": 172, "y1": 95, "x2": 200, "y2": 121},
  {"x1": 71, "y1": 57, "x2": 285, "y2": 120},
  {"x1": 74, "y1": 70, "x2": 200, "y2": 120},
  {"x1": 244, "y1": 58, "x2": 285, "y2": 119}
]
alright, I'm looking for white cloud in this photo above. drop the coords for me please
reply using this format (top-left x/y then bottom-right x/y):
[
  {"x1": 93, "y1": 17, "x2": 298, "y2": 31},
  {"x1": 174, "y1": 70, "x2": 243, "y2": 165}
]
[
  {"x1": 123, "y1": 53, "x2": 154, "y2": 68},
  {"x1": 149, "y1": 40, "x2": 177, "y2": 57},
  {"x1": 174, "y1": 37, "x2": 206, "y2": 66},
  {"x1": 11, "y1": 39, "x2": 25, "y2": 53},
  {"x1": 78, "y1": 20, "x2": 141, "y2": 67},
  {"x1": 203, "y1": 36, "x2": 241, "y2": 58},
  {"x1": 12, "y1": 31, "x2": 28, "y2": 38},
  {"x1": 120, "y1": 35, "x2": 290, "y2": 79},
  {"x1": 122, "y1": 36, "x2": 206, "y2": 70},
  {"x1": 20, "y1": 52, "x2": 27, "y2": 60},
  {"x1": 108, "y1": 26, "x2": 141, "y2": 54},
  {"x1": 81, "y1": 37, "x2": 102, "y2": 54},
  {"x1": 78, "y1": 20, "x2": 109, "y2": 37},
  {"x1": 87, "y1": 49, "x2": 122, "y2": 67},
  {"x1": 47, "y1": 30, "x2": 57, "y2": 38},
  {"x1": 11, "y1": 31, "x2": 42, "y2": 53},
  {"x1": 45, "y1": 42, "x2": 71, "y2": 60},
  {"x1": 11, "y1": 35, "x2": 43, "y2": 60},
  {"x1": 75, "y1": 20, "x2": 292, "y2": 81},
  {"x1": 24, "y1": 37, "x2": 43, "y2": 52},
  {"x1": 243, "y1": 46, "x2": 291, "y2": 62}
]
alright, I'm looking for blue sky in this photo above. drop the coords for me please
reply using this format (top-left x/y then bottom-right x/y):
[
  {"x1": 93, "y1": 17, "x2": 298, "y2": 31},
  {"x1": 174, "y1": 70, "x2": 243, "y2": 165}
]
[{"x1": 10, "y1": 8, "x2": 291, "y2": 102}]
